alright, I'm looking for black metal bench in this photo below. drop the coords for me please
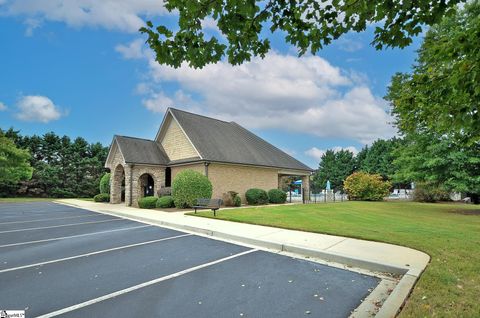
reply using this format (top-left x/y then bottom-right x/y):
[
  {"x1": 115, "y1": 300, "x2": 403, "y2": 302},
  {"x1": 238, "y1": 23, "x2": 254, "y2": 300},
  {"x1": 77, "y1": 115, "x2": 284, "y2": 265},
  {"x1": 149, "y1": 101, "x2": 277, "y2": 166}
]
[{"x1": 193, "y1": 198, "x2": 222, "y2": 216}]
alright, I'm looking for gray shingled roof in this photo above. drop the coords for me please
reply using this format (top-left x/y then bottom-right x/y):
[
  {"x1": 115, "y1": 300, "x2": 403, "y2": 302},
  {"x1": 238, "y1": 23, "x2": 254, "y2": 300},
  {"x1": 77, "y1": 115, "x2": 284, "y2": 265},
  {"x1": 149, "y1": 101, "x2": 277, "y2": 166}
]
[
  {"x1": 115, "y1": 135, "x2": 169, "y2": 165},
  {"x1": 170, "y1": 108, "x2": 312, "y2": 171}
]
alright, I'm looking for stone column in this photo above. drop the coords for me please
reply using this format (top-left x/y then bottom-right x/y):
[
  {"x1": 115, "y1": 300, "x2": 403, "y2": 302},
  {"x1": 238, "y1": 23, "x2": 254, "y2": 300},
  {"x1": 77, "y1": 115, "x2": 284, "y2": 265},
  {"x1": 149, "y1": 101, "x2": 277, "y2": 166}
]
[
  {"x1": 124, "y1": 164, "x2": 133, "y2": 207},
  {"x1": 302, "y1": 175, "x2": 310, "y2": 202},
  {"x1": 154, "y1": 169, "x2": 166, "y2": 197},
  {"x1": 110, "y1": 166, "x2": 123, "y2": 204}
]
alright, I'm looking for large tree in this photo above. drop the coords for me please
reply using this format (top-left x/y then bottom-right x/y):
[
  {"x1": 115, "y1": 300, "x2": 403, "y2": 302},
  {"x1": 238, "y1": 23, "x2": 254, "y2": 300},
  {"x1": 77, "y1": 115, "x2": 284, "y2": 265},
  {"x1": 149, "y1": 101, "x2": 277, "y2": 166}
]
[
  {"x1": 0, "y1": 134, "x2": 33, "y2": 185},
  {"x1": 140, "y1": 0, "x2": 464, "y2": 68},
  {"x1": 357, "y1": 138, "x2": 403, "y2": 180},
  {"x1": 386, "y1": 2, "x2": 480, "y2": 201},
  {"x1": 392, "y1": 133, "x2": 480, "y2": 202},
  {"x1": 0, "y1": 128, "x2": 108, "y2": 198},
  {"x1": 387, "y1": 1, "x2": 480, "y2": 146},
  {"x1": 312, "y1": 149, "x2": 355, "y2": 191}
]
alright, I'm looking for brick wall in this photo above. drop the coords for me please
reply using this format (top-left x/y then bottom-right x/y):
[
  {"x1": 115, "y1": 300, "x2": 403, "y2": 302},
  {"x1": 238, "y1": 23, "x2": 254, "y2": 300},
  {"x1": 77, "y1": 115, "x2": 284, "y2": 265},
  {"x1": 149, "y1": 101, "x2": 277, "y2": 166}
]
[
  {"x1": 171, "y1": 163, "x2": 205, "y2": 181},
  {"x1": 207, "y1": 163, "x2": 279, "y2": 202}
]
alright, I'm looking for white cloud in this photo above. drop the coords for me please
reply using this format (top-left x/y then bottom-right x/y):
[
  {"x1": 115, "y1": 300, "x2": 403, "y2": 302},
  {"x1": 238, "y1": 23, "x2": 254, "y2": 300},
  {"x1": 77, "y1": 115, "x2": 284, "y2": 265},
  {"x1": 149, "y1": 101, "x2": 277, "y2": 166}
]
[
  {"x1": 335, "y1": 37, "x2": 364, "y2": 52},
  {"x1": 138, "y1": 51, "x2": 395, "y2": 144},
  {"x1": 16, "y1": 95, "x2": 63, "y2": 123},
  {"x1": 142, "y1": 91, "x2": 173, "y2": 113},
  {"x1": 0, "y1": 102, "x2": 7, "y2": 111},
  {"x1": 23, "y1": 17, "x2": 41, "y2": 36},
  {"x1": 115, "y1": 38, "x2": 146, "y2": 59},
  {"x1": 305, "y1": 146, "x2": 359, "y2": 162},
  {"x1": 1, "y1": 0, "x2": 167, "y2": 33}
]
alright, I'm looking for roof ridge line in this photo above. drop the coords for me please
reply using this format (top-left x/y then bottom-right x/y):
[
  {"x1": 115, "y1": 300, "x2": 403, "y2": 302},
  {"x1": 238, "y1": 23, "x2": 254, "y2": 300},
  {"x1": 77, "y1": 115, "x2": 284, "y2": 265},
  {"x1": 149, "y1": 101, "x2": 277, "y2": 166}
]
[
  {"x1": 170, "y1": 108, "x2": 231, "y2": 124},
  {"x1": 115, "y1": 135, "x2": 154, "y2": 142}
]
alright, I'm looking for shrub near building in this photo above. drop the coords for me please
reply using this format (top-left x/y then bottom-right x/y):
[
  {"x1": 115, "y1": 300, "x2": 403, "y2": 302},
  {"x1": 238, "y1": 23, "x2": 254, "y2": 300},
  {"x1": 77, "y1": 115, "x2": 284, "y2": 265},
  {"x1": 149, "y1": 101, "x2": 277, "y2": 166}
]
[
  {"x1": 156, "y1": 195, "x2": 175, "y2": 208},
  {"x1": 268, "y1": 189, "x2": 287, "y2": 204},
  {"x1": 99, "y1": 172, "x2": 111, "y2": 194},
  {"x1": 172, "y1": 170, "x2": 212, "y2": 208},
  {"x1": 138, "y1": 196, "x2": 158, "y2": 209},
  {"x1": 344, "y1": 172, "x2": 391, "y2": 201},
  {"x1": 93, "y1": 193, "x2": 110, "y2": 202},
  {"x1": 245, "y1": 188, "x2": 269, "y2": 205}
]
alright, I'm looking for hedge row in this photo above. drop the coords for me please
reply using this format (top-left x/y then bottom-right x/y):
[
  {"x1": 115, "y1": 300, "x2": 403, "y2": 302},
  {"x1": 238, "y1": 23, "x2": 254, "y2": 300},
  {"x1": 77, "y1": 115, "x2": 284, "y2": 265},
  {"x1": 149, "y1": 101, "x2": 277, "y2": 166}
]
[
  {"x1": 245, "y1": 188, "x2": 287, "y2": 205},
  {"x1": 138, "y1": 195, "x2": 175, "y2": 209}
]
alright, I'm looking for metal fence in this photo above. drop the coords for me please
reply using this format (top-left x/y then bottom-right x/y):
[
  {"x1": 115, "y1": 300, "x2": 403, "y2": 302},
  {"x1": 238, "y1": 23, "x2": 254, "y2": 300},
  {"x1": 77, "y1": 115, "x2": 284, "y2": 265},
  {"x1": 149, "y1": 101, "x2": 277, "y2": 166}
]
[{"x1": 286, "y1": 189, "x2": 348, "y2": 204}]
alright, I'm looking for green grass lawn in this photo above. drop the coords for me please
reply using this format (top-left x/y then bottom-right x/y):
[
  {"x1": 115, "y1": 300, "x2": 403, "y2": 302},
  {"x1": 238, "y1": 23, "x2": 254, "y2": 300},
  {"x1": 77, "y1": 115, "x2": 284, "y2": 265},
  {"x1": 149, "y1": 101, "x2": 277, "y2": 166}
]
[{"x1": 190, "y1": 201, "x2": 480, "y2": 317}]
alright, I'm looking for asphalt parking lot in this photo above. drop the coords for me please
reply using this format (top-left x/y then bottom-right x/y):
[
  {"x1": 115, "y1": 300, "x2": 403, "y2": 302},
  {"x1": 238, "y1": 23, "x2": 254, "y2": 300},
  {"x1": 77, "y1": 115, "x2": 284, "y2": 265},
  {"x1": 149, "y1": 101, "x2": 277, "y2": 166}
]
[{"x1": 0, "y1": 202, "x2": 380, "y2": 317}]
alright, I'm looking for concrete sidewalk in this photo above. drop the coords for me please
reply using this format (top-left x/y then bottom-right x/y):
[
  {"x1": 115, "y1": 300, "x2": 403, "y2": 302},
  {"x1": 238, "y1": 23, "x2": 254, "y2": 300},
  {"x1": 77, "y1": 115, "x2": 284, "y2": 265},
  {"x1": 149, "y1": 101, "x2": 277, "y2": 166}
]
[{"x1": 57, "y1": 199, "x2": 429, "y2": 318}]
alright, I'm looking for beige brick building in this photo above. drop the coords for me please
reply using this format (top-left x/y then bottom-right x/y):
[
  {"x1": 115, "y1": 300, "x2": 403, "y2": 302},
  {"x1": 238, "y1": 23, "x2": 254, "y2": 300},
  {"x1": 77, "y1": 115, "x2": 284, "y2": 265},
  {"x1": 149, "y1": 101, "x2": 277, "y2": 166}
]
[{"x1": 105, "y1": 108, "x2": 312, "y2": 207}]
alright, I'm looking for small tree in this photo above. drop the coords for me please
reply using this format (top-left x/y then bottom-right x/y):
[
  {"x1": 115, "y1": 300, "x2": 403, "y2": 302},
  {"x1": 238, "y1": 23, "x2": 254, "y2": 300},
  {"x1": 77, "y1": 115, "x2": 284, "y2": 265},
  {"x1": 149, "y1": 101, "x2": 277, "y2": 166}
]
[
  {"x1": 172, "y1": 170, "x2": 212, "y2": 208},
  {"x1": 0, "y1": 135, "x2": 33, "y2": 185},
  {"x1": 344, "y1": 172, "x2": 391, "y2": 201},
  {"x1": 99, "y1": 172, "x2": 110, "y2": 194}
]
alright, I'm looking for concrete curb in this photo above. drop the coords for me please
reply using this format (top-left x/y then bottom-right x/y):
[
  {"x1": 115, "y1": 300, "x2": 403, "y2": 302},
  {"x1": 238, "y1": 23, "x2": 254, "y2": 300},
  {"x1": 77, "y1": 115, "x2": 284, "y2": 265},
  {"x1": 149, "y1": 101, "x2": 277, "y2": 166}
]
[{"x1": 55, "y1": 200, "x2": 427, "y2": 317}]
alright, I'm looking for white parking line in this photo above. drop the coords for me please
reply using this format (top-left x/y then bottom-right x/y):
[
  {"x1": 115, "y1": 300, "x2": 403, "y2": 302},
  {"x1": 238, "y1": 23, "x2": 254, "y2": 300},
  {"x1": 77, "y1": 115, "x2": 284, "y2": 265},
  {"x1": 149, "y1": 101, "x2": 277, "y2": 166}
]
[
  {"x1": 0, "y1": 218, "x2": 122, "y2": 234},
  {"x1": 36, "y1": 249, "x2": 257, "y2": 318},
  {"x1": 0, "y1": 214, "x2": 106, "y2": 225},
  {"x1": 0, "y1": 224, "x2": 152, "y2": 248},
  {"x1": 0, "y1": 233, "x2": 192, "y2": 274}
]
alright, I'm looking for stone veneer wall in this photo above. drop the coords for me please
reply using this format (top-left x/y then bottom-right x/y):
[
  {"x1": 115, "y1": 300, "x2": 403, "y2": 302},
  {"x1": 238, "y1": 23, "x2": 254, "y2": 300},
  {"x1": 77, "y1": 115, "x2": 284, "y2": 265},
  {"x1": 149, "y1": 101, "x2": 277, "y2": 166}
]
[
  {"x1": 160, "y1": 118, "x2": 198, "y2": 161},
  {"x1": 107, "y1": 142, "x2": 166, "y2": 207},
  {"x1": 129, "y1": 165, "x2": 165, "y2": 207},
  {"x1": 108, "y1": 144, "x2": 126, "y2": 204}
]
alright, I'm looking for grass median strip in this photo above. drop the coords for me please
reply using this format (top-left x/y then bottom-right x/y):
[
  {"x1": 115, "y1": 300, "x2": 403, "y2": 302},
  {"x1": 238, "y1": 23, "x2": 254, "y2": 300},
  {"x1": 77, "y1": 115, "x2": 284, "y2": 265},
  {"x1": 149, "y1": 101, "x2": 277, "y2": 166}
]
[{"x1": 189, "y1": 201, "x2": 480, "y2": 317}]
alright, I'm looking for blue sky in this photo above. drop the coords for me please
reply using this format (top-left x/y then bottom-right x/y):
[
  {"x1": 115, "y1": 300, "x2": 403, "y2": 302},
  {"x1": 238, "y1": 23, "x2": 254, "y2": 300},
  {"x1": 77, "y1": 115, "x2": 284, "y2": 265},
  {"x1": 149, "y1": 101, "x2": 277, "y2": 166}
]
[{"x1": 0, "y1": 1, "x2": 421, "y2": 168}]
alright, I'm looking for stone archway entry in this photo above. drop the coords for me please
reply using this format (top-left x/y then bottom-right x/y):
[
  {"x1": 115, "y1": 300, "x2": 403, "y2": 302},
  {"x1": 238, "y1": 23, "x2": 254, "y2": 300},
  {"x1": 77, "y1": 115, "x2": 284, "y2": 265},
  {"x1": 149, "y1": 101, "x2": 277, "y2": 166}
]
[
  {"x1": 139, "y1": 173, "x2": 155, "y2": 198},
  {"x1": 111, "y1": 164, "x2": 126, "y2": 203}
]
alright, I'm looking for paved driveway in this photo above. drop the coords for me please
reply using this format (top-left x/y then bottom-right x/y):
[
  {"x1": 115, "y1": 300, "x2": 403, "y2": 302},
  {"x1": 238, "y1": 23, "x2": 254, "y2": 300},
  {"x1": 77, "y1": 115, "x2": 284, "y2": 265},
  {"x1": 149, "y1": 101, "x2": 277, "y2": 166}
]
[{"x1": 0, "y1": 202, "x2": 379, "y2": 317}]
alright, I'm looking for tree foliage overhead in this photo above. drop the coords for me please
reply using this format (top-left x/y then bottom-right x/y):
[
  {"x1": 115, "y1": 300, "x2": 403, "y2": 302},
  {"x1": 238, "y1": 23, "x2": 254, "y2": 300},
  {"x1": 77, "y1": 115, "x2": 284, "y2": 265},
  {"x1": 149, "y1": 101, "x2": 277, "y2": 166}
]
[
  {"x1": 140, "y1": 0, "x2": 463, "y2": 68},
  {"x1": 387, "y1": 1, "x2": 480, "y2": 146}
]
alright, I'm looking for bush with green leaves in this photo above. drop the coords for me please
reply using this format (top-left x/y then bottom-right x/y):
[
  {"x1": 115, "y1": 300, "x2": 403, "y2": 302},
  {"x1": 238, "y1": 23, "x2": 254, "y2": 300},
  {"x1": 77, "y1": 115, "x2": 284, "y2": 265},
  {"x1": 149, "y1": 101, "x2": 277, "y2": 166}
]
[
  {"x1": 412, "y1": 183, "x2": 451, "y2": 202},
  {"x1": 93, "y1": 193, "x2": 110, "y2": 202},
  {"x1": 99, "y1": 172, "x2": 110, "y2": 194},
  {"x1": 138, "y1": 196, "x2": 158, "y2": 209},
  {"x1": 268, "y1": 189, "x2": 287, "y2": 204},
  {"x1": 222, "y1": 191, "x2": 241, "y2": 207},
  {"x1": 172, "y1": 170, "x2": 212, "y2": 208},
  {"x1": 233, "y1": 195, "x2": 242, "y2": 207},
  {"x1": 344, "y1": 172, "x2": 391, "y2": 201},
  {"x1": 156, "y1": 195, "x2": 175, "y2": 208},
  {"x1": 245, "y1": 188, "x2": 269, "y2": 205}
]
